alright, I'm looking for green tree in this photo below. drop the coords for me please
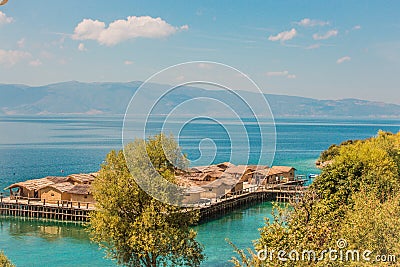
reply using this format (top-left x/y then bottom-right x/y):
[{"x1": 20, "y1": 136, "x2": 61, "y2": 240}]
[
  {"x1": 338, "y1": 190, "x2": 400, "y2": 266},
  {"x1": 89, "y1": 133, "x2": 204, "y2": 267},
  {"x1": 231, "y1": 131, "x2": 400, "y2": 267},
  {"x1": 0, "y1": 251, "x2": 15, "y2": 267}
]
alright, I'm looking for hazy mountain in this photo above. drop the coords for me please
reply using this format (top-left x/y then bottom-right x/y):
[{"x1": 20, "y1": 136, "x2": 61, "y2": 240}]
[{"x1": 0, "y1": 81, "x2": 399, "y2": 118}]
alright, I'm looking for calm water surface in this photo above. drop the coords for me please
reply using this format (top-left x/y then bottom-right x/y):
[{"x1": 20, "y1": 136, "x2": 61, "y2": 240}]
[{"x1": 0, "y1": 115, "x2": 399, "y2": 266}]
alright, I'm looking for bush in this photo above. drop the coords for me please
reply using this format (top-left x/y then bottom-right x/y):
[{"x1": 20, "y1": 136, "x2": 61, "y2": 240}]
[
  {"x1": 231, "y1": 131, "x2": 400, "y2": 267},
  {"x1": 0, "y1": 251, "x2": 15, "y2": 267}
]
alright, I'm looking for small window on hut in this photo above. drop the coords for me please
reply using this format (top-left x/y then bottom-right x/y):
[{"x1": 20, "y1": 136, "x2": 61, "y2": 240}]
[
  {"x1": 51, "y1": 193, "x2": 54, "y2": 197},
  {"x1": 84, "y1": 195, "x2": 87, "y2": 199}
]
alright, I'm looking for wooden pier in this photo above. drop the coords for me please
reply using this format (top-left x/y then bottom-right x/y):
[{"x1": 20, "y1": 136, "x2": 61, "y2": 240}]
[
  {"x1": 0, "y1": 182, "x2": 307, "y2": 223},
  {"x1": 193, "y1": 182, "x2": 307, "y2": 222},
  {"x1": 0, "y1": 196, "x2": 93, "y2": 222}
]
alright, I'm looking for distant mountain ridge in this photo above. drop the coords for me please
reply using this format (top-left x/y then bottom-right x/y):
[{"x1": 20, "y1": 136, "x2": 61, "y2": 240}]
[{"x1": 0, "y1": 81, "x2": 399, "y2": 118}]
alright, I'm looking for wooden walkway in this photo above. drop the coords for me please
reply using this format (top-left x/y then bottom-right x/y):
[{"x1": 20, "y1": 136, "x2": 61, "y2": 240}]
[
  {"x1": 191, "y1": 181, "x2": 308, "y2": 222},
  {"x1": 0, "y1": 196, "x2": 93, "y2": 222},
  {"x1": 0, "y1": 181, "x2": 307, "y2": 223}
]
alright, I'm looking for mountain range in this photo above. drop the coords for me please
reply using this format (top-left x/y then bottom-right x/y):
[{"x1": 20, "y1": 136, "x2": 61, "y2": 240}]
[{"x1": 0, "y1": 81, "x2": 399, "y2": 118}]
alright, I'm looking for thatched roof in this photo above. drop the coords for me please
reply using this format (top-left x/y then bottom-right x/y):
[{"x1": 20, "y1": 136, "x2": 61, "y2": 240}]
[
  {"x1": 204, "y1": 170, "x2": 223, "y2": 178},
  {"x1": 41, "y1": 182, "x2": 75, "y2": 193},
  {"x1": 271, "y1": 166, "x2": 296, "y2": 172},
  {"x1": 4, "y1": 172, "x2": 98, "y2": 192},
  {"x1": 178, "y1": 172, "x2": 203, "y2": 181},
  {"x1": 68, "y1": 173, "x2": 97, "y2": 184},
  {"x1": 190, "y1": 165, "x2": 224, "y2": 173},
  {"x1": 67, "y1": 184, "x2": 91, "y2": 195},
  {"x1": 5, "y1": 176, "x2": 70, "y2": 191},
  {"x1": 216, "y1": 162, "x2": 235, "y2": 169},
  {"x1": 189, "y1": 166, "x2": 208, "y2": 173},
  {"x1": 224, "y1": 165, "x2": 248, "y2": 175},
  {"x1": 179, "y1": 165, "x2": 224, "y2": 182},
  {"x1": 202, "y1": 176, "x2": 239, "y2": 188},
  {"x1": 252, "y1": 166, "x2": 295, "y2": 177},
  {"x1": 179, "y1": 163, "x2": 277, "y2": 184},
  {"x1": 247, "y1": 165, "x2": 268, "y2": 171},
  {"x1": 253, "y1": 168, "x2": 283, "y2": 176}
]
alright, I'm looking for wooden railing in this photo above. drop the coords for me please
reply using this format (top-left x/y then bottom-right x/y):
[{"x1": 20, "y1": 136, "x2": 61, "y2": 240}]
[
  {"x1": 1, "y1": 195, "x2": 94, "y2": 210},
  {"x1": 186, "y1": 183, "x2": 308, "y2": 208}
]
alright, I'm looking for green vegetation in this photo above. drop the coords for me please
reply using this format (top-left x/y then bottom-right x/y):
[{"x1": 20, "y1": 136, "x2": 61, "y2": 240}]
[
  {"x1": 231, "y1": 131, "x2": 400, "y2": 266},
  {"x1": 318, "y1": 140, "x2": 354, "y2": 163},
  {"x1": 89, "y1": 133, "x2": 204, "y2": 267},
  {"x1": 0, "y1": 251, "x2": 15, "y2": 267}
]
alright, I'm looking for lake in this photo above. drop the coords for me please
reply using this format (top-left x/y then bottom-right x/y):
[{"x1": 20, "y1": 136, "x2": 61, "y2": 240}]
[{"x1": 0, "y1": 115, "x2": 399, "y2": 266}]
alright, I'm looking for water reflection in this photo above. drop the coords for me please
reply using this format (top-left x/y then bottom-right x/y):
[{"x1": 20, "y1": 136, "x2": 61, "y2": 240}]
[{"x1": 1, "y1": 217, "x2": 89, "y2": 242}]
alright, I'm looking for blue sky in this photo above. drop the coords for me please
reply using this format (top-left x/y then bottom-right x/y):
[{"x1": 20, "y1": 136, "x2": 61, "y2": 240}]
[{"x1": 0, "y1": 0, "x2": 400, "y2": 103}]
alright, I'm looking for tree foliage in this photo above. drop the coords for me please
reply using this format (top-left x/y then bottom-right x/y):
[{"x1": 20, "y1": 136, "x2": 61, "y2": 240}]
[
  {"x1": 0, "y1": 251, "x2": 15, "y2": 267},
  {"x1": 231, "y1": 131, "x2": 400, "y2": 267},
  {"x1": 89, "y1": 133, "x2": 204, "y2": 267},
  {"x1": 318, "y1": 140, "x2": 354, "y2": 163}
]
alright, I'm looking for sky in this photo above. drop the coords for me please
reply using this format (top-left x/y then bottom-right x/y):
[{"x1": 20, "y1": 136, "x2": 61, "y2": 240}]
[{"x1": 0, "y1": 0, "x2": 400, "y2": 104}]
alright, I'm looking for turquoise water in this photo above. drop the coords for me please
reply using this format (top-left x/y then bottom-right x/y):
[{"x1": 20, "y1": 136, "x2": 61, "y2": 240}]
[
  {"x1": 0, "y1": 115, "x2": 399, "y2": 266},
  {"x1": 0, "y1": 202, "x2": 276, "y2": 267},
  {"x1": 0, "y1": 217, "x2": 113, "y2": 266},
  {"x1": 194, "y1": 202, "x2": 276, "y2": 266}
]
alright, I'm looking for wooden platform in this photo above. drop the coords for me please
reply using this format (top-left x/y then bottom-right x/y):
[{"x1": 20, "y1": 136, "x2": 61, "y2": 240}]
[
  {"x1": 0, "y1": 181, "x2": 307, "y2": 223},
  {"x1": 192, "y1": 181, "x2": 307, "y2": 222},
  {"x1": 0, "y1": 197, "x2": 93, "y2": 222}
]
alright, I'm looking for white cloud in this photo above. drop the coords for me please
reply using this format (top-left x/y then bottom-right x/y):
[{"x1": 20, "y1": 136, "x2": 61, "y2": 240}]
[
  {"x1": 0, "y1": 49, "x2": 30, "y2": 66},
  {"x1": 266, "y1": 70, "x2": 296, "y2": 79},
  {"x1": 51, "y1": 36, "x2": 66, "y2": 49},
  {"x1": 353, "y1": 25, "x2": 361, "y2": 30},
  {"x1": 180, "y1": 25, "x2": 189, "y2": 31},
  {"x1": 124, "y1": 60, "x2": 133, "y2": 65},
  {"x1": 73, "y1": 19, "x2": 105, "y2": 40},
  {"x1": 268, "y1": 28, "x2": 297, "y2": 42},
  {"x1": 72, "y1": 16, "x2": 186, "y2": 46},
  {"x1": 313, "y1": 29, "x2": 338, "y2": 40},
  {"x1": 336, "y1": 56, "x2": 351, "y2": 64},
  {"x1": 78, "y1": 43, "x2": 87, "y2": 51},
  {"x1": 0, "y1": 11, "x2": 13, "y2": 25},
  {"x1": 295, "y1": 18, "x2": 329, "y2": 27},
  {"x1": 29, "y1": 59, "x2": 42, "y2": 67},
  {"x1": 17, "y1": 38, "x2": 25, "y2": 48},
  {"x1": 305, "y1": 43, "x2": 321, "y2": 50}
]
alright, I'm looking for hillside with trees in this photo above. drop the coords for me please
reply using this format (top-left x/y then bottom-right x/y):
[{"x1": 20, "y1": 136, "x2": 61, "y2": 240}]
[{"x1": 1, "y1": 82, "x2": 400, "y2": 118}]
